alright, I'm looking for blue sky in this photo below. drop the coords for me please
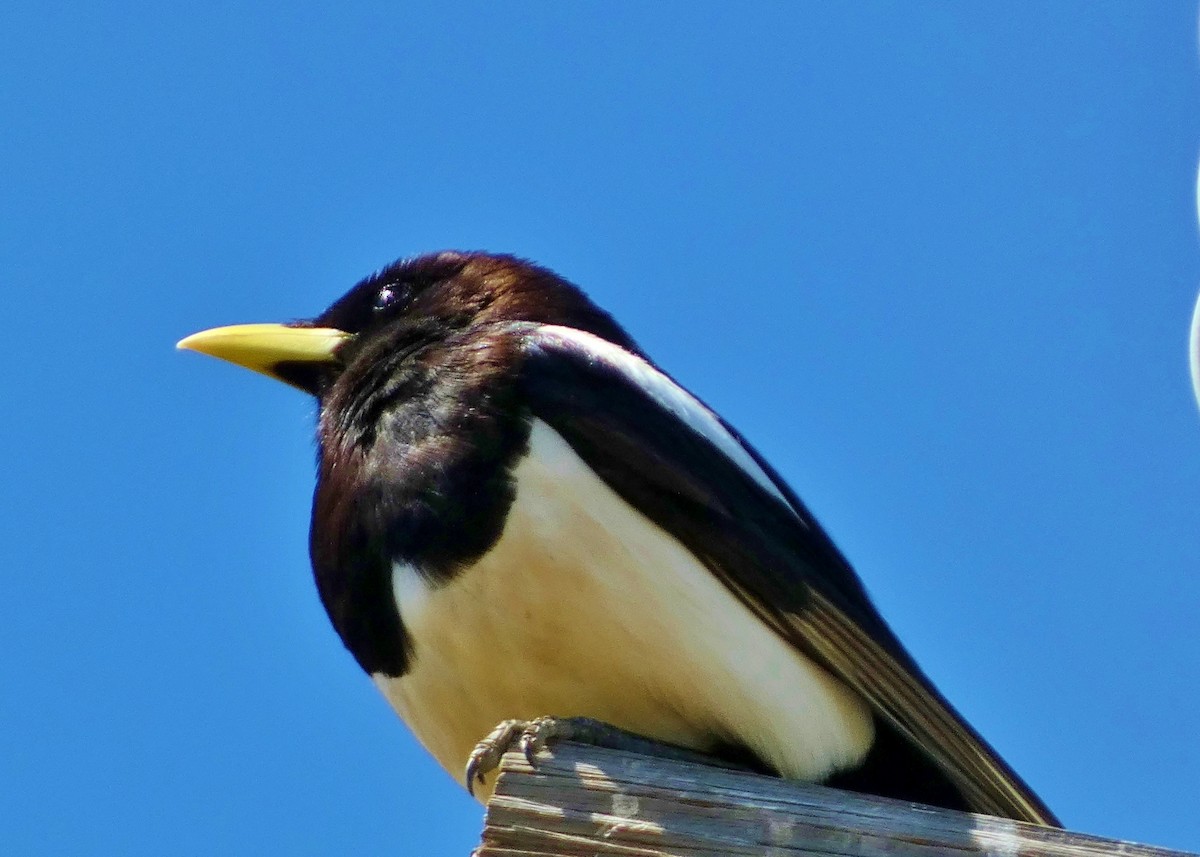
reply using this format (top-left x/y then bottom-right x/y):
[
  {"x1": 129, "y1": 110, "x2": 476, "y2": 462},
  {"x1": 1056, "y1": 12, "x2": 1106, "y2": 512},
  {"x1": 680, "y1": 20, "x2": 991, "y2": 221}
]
[{"x1": 3, "y1": 3, "x2": 1198, "y2": 854}]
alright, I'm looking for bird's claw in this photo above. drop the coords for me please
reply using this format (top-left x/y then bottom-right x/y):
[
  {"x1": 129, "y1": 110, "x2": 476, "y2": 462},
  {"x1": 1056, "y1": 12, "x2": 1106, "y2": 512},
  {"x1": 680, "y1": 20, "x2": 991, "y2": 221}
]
[
  {"x1": 518, "y1": 715, "x2": 559, "y2": 765},
  {"x1": 463, "y1": 716, "x2": 568, "y2": 797}
]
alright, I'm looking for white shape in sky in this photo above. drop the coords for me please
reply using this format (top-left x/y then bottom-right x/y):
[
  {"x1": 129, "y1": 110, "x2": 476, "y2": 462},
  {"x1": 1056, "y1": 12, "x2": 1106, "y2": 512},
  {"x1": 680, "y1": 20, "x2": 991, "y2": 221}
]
[
  {"x1": 1191, "y1": 287, "x2": 1200, "y2": 412},
  {"x1": 1193, "y1": 154, "x2": 1200, "y2": 412}
]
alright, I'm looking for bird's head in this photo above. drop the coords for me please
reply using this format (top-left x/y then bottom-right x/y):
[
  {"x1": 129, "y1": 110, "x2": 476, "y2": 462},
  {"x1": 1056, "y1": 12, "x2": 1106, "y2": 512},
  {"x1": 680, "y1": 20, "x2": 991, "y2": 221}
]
[{"x1": 177, "y1": 250, "x2": 634, "y2": 397}]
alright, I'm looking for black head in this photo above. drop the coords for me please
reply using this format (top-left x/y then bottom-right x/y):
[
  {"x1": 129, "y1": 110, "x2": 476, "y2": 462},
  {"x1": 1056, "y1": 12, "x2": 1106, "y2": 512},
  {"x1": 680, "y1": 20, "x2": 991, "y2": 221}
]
[{"x1": 275, "y1": 251, "x2": 639, "y2": 396}]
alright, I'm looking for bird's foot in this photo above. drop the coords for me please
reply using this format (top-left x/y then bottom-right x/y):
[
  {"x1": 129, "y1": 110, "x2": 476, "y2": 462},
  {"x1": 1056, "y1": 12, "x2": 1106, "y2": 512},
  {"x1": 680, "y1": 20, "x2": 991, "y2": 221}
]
[
  {"x1": 464, "y1": 715, "x2": 735, "y2": 796},
  {"x1": 466, "y1": 716, "x2": 571, "y2": 795}
]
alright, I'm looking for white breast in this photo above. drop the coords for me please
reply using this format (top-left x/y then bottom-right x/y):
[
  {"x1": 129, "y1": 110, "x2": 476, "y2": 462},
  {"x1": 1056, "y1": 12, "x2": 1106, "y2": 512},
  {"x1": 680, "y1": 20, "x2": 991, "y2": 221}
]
[{"x1": 372, "y1": 420, "x2": 873, "y2": 799}]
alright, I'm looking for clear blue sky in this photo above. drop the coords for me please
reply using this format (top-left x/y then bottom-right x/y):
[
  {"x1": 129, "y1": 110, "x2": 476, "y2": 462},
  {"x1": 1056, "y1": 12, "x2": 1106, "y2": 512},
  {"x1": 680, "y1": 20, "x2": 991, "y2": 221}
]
[{"x1": 3, "y1": 3, "x2": 1198, "y2": 854}]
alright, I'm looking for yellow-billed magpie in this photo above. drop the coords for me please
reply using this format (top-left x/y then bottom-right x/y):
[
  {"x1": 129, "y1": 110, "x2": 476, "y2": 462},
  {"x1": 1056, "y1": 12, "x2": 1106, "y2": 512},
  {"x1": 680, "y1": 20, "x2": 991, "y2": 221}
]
[{"x1": 178, "y1": 251, "x2": 1058, "y2": 825}]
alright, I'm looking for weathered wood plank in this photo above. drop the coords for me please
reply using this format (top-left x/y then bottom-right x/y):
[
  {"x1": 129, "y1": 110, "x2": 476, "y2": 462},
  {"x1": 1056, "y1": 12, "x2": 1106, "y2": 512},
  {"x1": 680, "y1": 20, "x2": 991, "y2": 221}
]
[{"x1": 478, "y1": 742, "x2": 1191, "y2": 857}]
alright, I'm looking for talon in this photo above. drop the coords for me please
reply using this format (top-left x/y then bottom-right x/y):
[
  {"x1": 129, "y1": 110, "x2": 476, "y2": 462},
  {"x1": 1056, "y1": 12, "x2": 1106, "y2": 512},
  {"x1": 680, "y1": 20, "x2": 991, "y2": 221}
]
[
  {"x1": 519, "y1": 730, "x2": 538, "y2": 766},
  {"x1": 519, "y1": 716, "x2": 553, "y2": 765},
  {"x1": 464, "y1": 756, "x2": 483, "y2": 797}
]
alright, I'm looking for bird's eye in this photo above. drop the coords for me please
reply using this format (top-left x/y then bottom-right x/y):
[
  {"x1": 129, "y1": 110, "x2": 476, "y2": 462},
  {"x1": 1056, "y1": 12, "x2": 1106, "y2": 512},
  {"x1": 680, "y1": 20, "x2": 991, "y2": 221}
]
[{"x1": 373, "y1": 286, "x2": 399, "y2": 312}]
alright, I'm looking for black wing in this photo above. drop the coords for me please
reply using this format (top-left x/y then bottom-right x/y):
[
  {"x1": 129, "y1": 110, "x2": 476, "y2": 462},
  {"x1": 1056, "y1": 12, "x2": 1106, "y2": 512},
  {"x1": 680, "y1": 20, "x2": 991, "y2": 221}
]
[{"x1": 515, "y1": 323, "x2": 1058, "y2": 826}]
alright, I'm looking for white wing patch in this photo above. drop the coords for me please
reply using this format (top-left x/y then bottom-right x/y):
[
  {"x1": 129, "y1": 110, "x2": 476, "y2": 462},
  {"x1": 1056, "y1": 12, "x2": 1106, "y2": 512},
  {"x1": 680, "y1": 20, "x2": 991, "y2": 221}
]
[
  {"x1": 391, "y1": 561, "x2": 433, "y2": 622},
  {"x1": 529, "y1": 325, "x2": 798, "y2": 513},
  {"x1": 373, "y1": 420, "x2": 872, "y2": 801}
]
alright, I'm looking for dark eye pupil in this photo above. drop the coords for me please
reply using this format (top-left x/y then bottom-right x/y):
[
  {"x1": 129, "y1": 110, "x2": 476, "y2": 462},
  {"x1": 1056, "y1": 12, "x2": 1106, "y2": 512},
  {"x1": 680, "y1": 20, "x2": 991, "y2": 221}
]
[{"x1": 373, "y1": 286, "x2": 397, "y2": 311}]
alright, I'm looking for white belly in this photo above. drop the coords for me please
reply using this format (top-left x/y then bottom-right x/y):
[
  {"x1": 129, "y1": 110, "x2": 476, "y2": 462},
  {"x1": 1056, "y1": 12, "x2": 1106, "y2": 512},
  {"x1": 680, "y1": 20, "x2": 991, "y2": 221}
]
[{"x1": 372, "y1": 419, "x2": 873, "y2": 799}]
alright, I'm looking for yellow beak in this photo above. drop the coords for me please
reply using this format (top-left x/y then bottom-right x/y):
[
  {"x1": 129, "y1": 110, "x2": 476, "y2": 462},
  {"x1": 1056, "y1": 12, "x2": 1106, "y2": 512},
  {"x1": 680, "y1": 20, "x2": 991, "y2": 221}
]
[{"x1": 177, "y1": 323, "x2": 352, "y2": 391}]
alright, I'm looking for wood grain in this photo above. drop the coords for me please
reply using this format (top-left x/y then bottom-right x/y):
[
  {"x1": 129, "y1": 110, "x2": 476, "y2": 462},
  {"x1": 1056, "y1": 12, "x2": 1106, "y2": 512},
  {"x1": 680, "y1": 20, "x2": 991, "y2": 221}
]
[{"x1": 478, "y1": 742, "x2": 1188, "y2": 857}]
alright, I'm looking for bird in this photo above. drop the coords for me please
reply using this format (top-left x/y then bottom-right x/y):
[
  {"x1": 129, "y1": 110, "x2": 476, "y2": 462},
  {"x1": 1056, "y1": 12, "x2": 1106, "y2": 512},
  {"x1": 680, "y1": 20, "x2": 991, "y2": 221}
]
[{"x1": 178, "y1": 250, "x2": 1058, "y2": 825}]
